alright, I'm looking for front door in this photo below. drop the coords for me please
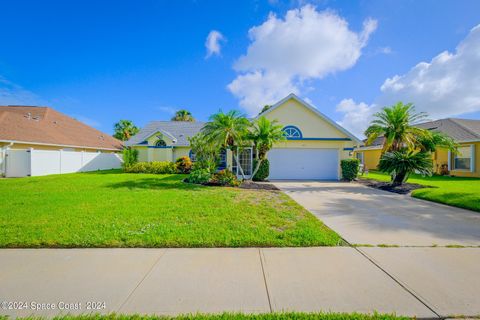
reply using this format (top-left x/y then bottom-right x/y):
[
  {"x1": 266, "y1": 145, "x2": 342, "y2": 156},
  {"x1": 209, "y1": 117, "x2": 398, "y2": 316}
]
[{"x1": 232, "y1": 148, "x2": 253, "y2": 178}]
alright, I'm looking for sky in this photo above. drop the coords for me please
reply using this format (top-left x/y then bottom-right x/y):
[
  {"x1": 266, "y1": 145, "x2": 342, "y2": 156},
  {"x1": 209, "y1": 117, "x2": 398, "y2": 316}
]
[{"x1": 1, "y1": 0, "x2": 480, "y2": 137}]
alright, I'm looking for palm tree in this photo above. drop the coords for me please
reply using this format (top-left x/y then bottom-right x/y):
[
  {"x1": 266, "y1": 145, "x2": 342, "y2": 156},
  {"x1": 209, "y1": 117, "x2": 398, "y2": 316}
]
[
  {"x1": 365, "y1": 102, "x2": 429, "y2": 153},
  {"x1": 113, "y1": 120, "x2": 139, "y2": 141},
  {"x1": 201, "y1": 110, "x2": 250, "y2": 179},
  {"x1": 247, "y1": 117, "x2": 285, "y2": 180},
  {"x1": 172, "y1": 109, "x2": 195, "y2": 122},
  {"x1": 378, "y1": 150, "x2": 433, "y2": 186}
]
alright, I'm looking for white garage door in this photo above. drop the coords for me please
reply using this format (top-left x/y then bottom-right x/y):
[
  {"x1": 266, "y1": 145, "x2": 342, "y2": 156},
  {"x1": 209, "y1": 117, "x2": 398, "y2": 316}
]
[{"x1": 268, "y1": 148, "x2": 339, "y2": 180}]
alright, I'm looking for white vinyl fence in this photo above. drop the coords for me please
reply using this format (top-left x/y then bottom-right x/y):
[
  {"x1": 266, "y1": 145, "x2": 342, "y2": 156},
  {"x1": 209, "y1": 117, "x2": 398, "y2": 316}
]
[{"x1": 4, "y1": 149, "x2": 122, "y2": 177}]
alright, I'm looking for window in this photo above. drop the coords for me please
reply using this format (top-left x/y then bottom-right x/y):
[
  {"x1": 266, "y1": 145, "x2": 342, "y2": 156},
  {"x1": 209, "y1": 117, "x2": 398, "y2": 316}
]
[
  {"x1": 454, "y1": 146, "x2": 472, "y2": 170},
  {"x1": 155, "y1": 139, "x2": 167, "y2": 147},
  {"x1": 356, "y1": 152, "x2": 364, "y2": 164},
  {"x1": 218, "y1": 148, "x2": 227, "y2": 170},
  {"x1": 282, "y1": 126, "x2": 302, "y2": 139}
]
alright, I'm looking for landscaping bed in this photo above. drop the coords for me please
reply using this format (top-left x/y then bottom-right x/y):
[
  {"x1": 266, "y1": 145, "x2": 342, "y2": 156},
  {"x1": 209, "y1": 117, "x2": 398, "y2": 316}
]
[
  {"x1": 239, "y1": 181, "x2": 279, "y2": 191},
  {"x1": 356, "y1": 178, "x2": 428, "y2": 195},
  {"x1": 0, "y1": 170, "x2": 341, "y2": 248}
]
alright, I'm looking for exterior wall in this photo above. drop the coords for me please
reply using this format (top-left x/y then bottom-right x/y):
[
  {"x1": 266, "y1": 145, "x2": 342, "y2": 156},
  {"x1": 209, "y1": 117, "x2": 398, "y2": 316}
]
[
  {"x1": 355, "y1": 149, "x2": 382, "y2": 171},
  {"x1": 173, "y1": 147, "x2": 190, "y2": 161},
  {"x1": 264, "y1": 98, "x2": 351, "y2": 138},
  {"x1": 136, "y1": 146, "x2": 149, "y2": 162},
  {"x1": 149, "y1": 148, "x2": 173, "y2": 162}
]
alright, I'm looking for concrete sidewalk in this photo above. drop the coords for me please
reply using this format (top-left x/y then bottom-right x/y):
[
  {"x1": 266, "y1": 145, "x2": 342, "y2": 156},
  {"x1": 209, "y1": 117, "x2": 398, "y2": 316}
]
[{"x1": 1, "y1": 248, "x2": 479, "y2": 318}]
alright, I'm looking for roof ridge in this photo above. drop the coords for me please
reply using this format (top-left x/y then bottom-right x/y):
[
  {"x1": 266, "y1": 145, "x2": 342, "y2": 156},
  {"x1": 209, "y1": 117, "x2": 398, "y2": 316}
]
[{"x1": 449, "y1": 118, "x2": 480, "y2": 139}]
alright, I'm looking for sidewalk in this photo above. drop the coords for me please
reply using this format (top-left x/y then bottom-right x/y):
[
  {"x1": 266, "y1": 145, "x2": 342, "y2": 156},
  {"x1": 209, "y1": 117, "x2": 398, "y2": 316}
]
[{"x1": 1, "y1": 247, "x2": 479, "y2": 318}]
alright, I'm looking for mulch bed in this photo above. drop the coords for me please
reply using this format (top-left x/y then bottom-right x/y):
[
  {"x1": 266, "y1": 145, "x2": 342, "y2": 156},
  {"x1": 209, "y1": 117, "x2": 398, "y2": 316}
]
[
  {"x1": 356, "y1": 178, "x2": 430, "y2": 195},
  {"x1": 239, "y1": 181, "x2": 280, "y2": 190}
]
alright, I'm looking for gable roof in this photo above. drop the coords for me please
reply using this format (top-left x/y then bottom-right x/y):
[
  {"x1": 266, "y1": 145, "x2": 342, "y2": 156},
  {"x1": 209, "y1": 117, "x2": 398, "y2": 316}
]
[
  {"x1": 258, "y1": 93, "x2": 361, "y2": 143},
  {"x1": 126, "y1": 121, "x2": 205, "y2": 147},
  {"x1": 416, "y1": 118, "x2": 480, "y2": 142},
  {"x1": 0, "y1": 106, "x2": 123, "y2": 150}
]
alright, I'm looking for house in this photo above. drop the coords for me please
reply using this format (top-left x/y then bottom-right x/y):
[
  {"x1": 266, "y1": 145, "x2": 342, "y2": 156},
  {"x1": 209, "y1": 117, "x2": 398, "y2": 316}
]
[
  {"x1": 354, "y1": 118, "x2": 480, "y2": 177},
  {"x1": 0, "y1": 106, "x2": 123, "y2": 177},
  {"x1": 127, "y1": 93, "x2": 360, "y2": 180}
]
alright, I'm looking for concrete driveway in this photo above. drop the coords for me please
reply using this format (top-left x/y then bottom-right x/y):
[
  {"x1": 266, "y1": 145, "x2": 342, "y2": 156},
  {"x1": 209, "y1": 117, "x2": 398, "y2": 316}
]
[{"x1": 274, "y1": 181, "x2": 480, "y2": 246}]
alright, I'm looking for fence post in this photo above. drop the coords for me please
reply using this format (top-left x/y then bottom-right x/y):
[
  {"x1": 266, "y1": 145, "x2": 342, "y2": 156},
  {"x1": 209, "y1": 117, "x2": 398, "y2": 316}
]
[
  {"x1": 59, "y1": 149, "x2": 63, "y2": 174},
  {"x1": 28, "y1": 148, "x2": 33, "y2": 176}
]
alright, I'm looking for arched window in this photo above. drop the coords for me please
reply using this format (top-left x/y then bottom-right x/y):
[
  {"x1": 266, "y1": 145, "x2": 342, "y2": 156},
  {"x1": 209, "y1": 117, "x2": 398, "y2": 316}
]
[
  {"x1": 282, "y1": 126, "x2": 302, "y2": 139},
  {"x1": 155, "y1": 139, "x2": 167, "y2": 147}
]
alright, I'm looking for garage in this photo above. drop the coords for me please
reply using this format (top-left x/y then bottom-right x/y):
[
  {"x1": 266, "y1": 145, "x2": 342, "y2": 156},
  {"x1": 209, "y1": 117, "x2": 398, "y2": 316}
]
[{"x1": 268, "y1": 148, "x2": 339, "y2": 180}]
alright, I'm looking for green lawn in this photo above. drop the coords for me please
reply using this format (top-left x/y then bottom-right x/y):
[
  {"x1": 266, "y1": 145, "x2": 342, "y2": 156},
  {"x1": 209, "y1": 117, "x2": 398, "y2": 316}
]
[
  {"x1": 360, "y1": 171, "x2": 480, "y2": 212},
  {"x1": 1, "y1": 313, "x2": 410, "y2": 320},
  {"x1": 0, "y1": 170, "x2": 340, "y2": 248}
]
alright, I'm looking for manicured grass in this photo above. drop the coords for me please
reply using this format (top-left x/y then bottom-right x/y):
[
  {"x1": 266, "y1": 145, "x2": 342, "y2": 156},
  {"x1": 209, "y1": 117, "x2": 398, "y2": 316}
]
[
  {"x1": 360, "y1": 171, "x2": 480, "y2": 212},
  {"x1": 0, "y1": 170, "x2": 340, "y2": 247},
  {"x1": 1, "y1": 313, "x2": 411, "y2": 320}
]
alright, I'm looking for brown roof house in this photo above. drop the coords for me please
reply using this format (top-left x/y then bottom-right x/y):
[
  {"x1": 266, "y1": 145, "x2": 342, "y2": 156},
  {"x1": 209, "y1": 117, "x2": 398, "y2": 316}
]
[{"x1": 0, "y1": 106, "x2": 123, "y2": 177}]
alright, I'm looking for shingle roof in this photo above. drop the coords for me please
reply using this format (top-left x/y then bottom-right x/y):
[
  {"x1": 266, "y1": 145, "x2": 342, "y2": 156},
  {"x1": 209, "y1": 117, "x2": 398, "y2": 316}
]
[
  {"x1": 416, "y1": 118, "x2": 480, "y2": 142},
  {"x1": 126, "y1": 121, "x2": 206, "y2": 147},
  {"x1": 0, "y1": 106, "x2": 123, "y2": 150},
  {"x1": 361, "y1": 118, "x2": 480, "y2": 147}
]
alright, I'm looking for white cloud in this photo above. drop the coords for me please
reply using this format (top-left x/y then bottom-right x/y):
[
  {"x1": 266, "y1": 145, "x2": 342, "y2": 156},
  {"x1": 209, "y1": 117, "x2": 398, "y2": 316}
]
[
  {"x1": 336, "y1": 99, "x2": 375, "y2": 138},
  {"x1": 228, "y1": 5, "x2": 377, "y2": 115},
  {"x1": 379, "y1": 24, "x2": 480, "y2": 119},
  {"x1": 337, "y1": 24, "x2": 480, "y2": 138},
  {"x1": 205, "y1": 30, "x2": 226, "y2": 58},
  {"x1": 157, "y1": 106, "x2": 176, "y2": 115},
  {"x1": 0, "y1": 77, "x2": 46, "y2": 106}
]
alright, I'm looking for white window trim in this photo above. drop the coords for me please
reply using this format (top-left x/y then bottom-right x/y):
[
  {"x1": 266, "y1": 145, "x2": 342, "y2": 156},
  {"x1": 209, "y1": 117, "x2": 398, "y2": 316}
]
[{"x1": 356, "y1": 152, "x2": 364, "y2": 165}]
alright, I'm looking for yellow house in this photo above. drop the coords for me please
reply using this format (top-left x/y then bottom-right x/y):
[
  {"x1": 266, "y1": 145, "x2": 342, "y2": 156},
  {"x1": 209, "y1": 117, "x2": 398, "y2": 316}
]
[
  {"x1": 354, "y1": 118, "x2": 480, "y2": 177},
  {"x1": 127, "y1": 93, "x2": 360, "y2": 180}
]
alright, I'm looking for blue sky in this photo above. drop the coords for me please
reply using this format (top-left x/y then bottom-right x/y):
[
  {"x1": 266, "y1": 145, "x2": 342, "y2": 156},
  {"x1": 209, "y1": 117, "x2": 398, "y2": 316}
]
[{"x1": 1, "y1": 0, "x2": 480, "y2": 136}]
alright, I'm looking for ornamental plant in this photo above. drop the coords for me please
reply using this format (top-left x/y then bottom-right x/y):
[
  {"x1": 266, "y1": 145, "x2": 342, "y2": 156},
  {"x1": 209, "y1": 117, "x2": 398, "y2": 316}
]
[{"x1": 341, "y1": 158, "x2": 360, "y2": 181}]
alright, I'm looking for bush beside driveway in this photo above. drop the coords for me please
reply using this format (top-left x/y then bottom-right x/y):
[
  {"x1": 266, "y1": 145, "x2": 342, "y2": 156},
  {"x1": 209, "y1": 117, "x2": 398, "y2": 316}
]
[{"x1": 0, "y1": 170, "x2": 340, "y2": 248}]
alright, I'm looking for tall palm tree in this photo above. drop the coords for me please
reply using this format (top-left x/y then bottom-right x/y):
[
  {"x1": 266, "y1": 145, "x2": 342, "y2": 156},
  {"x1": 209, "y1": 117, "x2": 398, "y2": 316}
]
[
  {"x1": 172, "y1": 109, "x2": 195, "y2": 122},
  {"x1": 365, "y1": 102, "x2": 429, "y2": 153},
  {"x1": 201, "y1": 110, "x2": 250, "y2": 179},
  {"x1": 113, "y1": 120, "x2": 139, "y2": 141},
  {"x1": 248, "y1": 117, "x2": 285, "y2": 180}
]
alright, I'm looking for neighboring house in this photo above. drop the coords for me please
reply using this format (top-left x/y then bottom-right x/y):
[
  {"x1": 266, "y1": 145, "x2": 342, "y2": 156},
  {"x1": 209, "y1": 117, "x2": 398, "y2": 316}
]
[
  {"x1": 0, "y1": 106, "x2": 123, "y2": 177},
  {"x1": 354, "y1": 118, "x2": 480, "y2": 177},
  {"x1": 127, "y1": 93, "x2": 360, "y2": 180}
]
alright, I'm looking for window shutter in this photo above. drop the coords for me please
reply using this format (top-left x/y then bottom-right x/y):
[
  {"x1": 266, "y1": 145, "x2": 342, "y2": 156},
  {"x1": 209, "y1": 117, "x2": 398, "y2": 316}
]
[
  {"x1": 447, "y1": 150, "x2": 451, "y2": 171},
  {"x1": 471, "y1": 144, "x2": 476, "y2": 173}
]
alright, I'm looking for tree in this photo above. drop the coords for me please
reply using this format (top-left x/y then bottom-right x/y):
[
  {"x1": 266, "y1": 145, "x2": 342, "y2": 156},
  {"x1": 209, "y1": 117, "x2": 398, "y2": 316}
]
[
  {"x1": 378, "y1": 150, "x2": 433, "y2": 186},
  {"x1": 364, "y1": 102, "x2": 429, "y2": 153},
  {"x1": 417, "y1": 131, "x2": 458, "y2": 153},
  {"x1": 172, "y1": 109, "x2": 195, "y2": 122},
  {"x1": 258, "y1": 105, "x2": 272, "y2": 115},
  {"x1": 201, "y1": 110, "x2": 250, "y2": 179},
  {"x1": 113, "y1": 120, "x2": 139, "y2": 141},
  {"x1": 247, "y1": 116, "x2": 285, "y2": 180}
]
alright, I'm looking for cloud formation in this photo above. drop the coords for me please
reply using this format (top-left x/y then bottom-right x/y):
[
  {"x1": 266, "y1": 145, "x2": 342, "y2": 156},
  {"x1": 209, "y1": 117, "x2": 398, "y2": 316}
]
[
  {"x1": 0, "y1": 77, "x2": 46, "y2": 106},
  {"x1": 205, "y1": 30, "x2": 225, "y2": 58},
  {"x1": 228, "y1": 5, "x2": 377, "y2": 115},
  {"x1": 337, "y1": 24, "x2": 480, "y2": 138}
]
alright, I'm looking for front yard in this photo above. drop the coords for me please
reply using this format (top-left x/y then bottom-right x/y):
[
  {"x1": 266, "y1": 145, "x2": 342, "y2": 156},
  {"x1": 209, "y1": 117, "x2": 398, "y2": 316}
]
[
  {"x1": 360, "y1": 171, "x2": 480, "y2": 212},
  {"x1": 0, "y1": 170, "x2": 340, "y2": 248}
]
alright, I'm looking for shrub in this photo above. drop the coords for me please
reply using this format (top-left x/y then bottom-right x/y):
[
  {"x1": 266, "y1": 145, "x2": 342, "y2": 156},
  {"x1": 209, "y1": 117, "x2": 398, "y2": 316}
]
[
  {"x1": 341, "y1": 158, "x2": 360, "y2": 181},
  {"x1": 211, "y1": 169, "x2": 240, "y2": 187},
  {"x1": 124, "y1": 161, "x2": 176, "y2": 174},
  {"x1": 175, "y1": 156, "x2": 193, "y2": 174},
  {"x1": 379, "y1": 150, "x2": 433, "y2": 186},
  {"x1": 149, "y1": 161, "x2": 176, "y2": 174},
  {"x1": 122, "y1": 148, "x2": 138, "y2": 169},
  {"x1": 252, "y1": 159, "x2": 269, "y2": 181},
  {"x1": 184, "y1": 168, "x2": 212, "y2": 184}
]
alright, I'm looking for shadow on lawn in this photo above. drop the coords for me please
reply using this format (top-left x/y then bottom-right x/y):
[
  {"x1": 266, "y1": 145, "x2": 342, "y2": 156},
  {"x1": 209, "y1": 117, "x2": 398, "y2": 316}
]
[{"x1": 105, "y1": 176, "x2": 204, "y2": 191}]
